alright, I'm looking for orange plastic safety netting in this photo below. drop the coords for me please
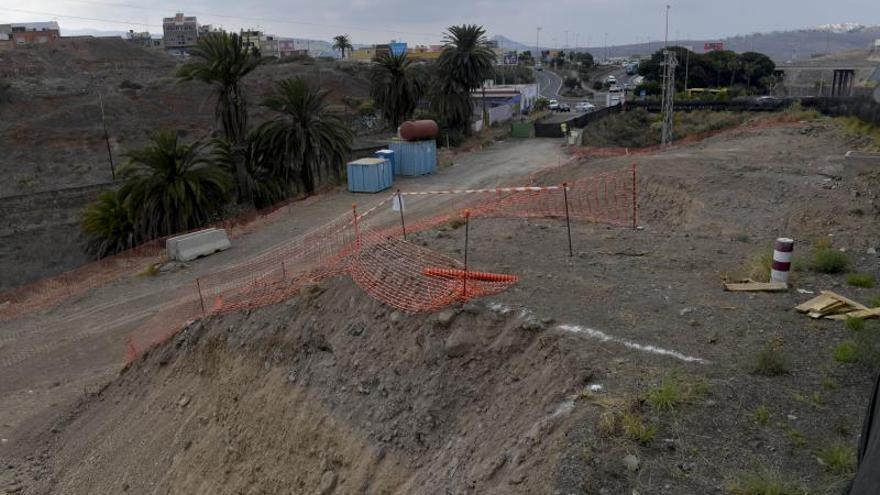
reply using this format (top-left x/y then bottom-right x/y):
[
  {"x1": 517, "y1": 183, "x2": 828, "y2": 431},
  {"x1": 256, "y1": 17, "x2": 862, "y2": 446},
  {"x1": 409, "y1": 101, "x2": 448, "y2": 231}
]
[{"x1": 116, "y1": 166, "x2": 636, "y2": 361}]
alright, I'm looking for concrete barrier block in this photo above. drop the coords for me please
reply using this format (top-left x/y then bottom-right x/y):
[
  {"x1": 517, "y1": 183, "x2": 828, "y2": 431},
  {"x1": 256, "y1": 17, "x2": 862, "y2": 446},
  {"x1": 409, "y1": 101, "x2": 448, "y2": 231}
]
[{"x1": 166, "y1": 228, "x2": 231, "y2": 262}]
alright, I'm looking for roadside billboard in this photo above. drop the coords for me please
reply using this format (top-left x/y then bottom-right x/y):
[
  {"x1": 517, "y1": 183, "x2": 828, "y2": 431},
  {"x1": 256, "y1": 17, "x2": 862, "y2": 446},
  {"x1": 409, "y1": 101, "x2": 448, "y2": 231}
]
[
  {"x1": 704, "y1": 42, "x2": 724, "y2": 52},
  {"x1": 503, "y1": 51, "x2": 518, "y2": 65}
]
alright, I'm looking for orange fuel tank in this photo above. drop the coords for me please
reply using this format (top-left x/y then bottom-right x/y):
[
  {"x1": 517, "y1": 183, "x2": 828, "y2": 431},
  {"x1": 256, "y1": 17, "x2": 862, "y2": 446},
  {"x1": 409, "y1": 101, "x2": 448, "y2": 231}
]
[{"x1": 399, "y1": 120, "x2": 439, "y2": 141}]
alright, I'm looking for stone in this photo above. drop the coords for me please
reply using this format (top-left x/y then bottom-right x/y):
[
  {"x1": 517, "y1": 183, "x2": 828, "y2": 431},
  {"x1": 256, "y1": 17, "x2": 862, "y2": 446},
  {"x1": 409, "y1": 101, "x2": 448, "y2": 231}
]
[
  {"x1": 679, "y1": 307, "x2": 696, "y2": 316},
  {"x1": 318, "y1": 471, "x2": 337, "y2": 495},
  {"x1": 389, "y1": 311, "x2": 403, "y2": 324},
  {"x1": 520, "y1": 319, "x2": 545, "y2": 332},
  {"x1": 445, "y1": 328, "x2": 479, "y2": 358},
  {"x1": 462, "y1": 302, "x2": 481, "y2": 315},
  {"x1": 868, "y1": 247, "x2": 877, "y2": 255},
  {"x1": 436, "y1": 310, "x2": 457, "y2": 328},
  {"x1": 178, "y1": 395, "x2": 191, "y2": 408},
  {"x1": 622, "y1": 454, "x2": 640, "y2": 472}
]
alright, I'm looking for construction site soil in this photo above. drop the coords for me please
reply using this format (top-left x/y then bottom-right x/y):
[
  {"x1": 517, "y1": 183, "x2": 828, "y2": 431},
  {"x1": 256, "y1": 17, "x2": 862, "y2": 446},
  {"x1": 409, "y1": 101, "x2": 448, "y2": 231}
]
[{"x1": 3, "y1": 121, "x2": 880, "y2": 494}]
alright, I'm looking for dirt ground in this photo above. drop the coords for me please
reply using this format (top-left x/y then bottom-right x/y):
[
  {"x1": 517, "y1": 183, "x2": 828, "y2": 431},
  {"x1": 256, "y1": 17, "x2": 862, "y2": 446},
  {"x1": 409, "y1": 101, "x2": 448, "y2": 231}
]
[{"x1": 3, "y1": 119, "x2": 880, "y2": 494}]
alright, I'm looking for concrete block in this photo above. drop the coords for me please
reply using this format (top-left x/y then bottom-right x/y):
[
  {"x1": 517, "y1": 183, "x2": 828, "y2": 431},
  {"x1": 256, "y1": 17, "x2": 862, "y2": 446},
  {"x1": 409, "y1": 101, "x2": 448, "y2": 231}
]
[{"x1": 166, "y1": 228, "x2": 231, "y2": 262}]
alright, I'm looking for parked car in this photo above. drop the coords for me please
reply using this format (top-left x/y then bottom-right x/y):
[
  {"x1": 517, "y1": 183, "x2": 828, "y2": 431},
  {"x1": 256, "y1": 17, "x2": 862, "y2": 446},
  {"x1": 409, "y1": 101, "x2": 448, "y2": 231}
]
[
  {"x1": 548, "y1": 99, "x2": 560, "y2": 110},
  {"x1": 606, "y1": 75, "x2": 617, "y2": 84},
  {"x1": 558, "y1": 103, "x2": 571, "y2": 112},
  {"x1": 755, "y1": 95, "x2": 782, "y2": 106},
  {"x1": 575, "y1": 101, "x2": 595, "y2": 112}
]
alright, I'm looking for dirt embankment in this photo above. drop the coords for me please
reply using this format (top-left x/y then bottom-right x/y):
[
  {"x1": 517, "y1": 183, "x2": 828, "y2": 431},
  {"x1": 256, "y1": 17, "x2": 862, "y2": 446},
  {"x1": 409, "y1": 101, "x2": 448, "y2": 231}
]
[
  {"x1": 5, "y1": 123, "x2": 880, "y2": 494},
  {"x1": 20, "y1": 280, "x2": 599, "y2": 494}
]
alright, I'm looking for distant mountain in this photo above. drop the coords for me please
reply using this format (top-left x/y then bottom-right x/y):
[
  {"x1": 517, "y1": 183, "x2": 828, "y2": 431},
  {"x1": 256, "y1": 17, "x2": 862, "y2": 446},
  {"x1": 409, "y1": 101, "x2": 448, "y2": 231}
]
[
  {"x1": 575, "y1": 26, "x2": 880, "y2": 62},
  {"x1": 61, "y1": 28, "x2": 132, "y2": 38},
  {"x1": 490, "y1": 35, "x2": 531, "y2": 52}
]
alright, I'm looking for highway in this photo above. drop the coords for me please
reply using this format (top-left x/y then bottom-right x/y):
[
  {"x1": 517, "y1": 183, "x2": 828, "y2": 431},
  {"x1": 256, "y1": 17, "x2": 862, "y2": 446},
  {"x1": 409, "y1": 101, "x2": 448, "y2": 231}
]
[{"x1": 533, "y1": 65, "x2": 634, "y2": 109}]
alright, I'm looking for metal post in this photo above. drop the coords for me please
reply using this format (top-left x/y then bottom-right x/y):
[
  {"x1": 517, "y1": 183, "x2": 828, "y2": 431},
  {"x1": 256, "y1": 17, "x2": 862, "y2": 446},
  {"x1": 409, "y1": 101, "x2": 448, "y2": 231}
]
[
  {"x1": 631, "y1": 162, "x2": 638, "y2": 230},
  {"x1": 352, "y1": 203, "x2": 360, "y2": 250},
  {"x1": 562, "y1": 183, "x2": 573, "y2": 257},
  {"x1": 462, "y1": 211, "x2": 470, "y2": 298},
  {"x1": 99, "y1": 93, "x2": 116, "y2": 180},
  {"x1": 397, "y1": 189, "x2": 407, "y2": 240},
  {"x1": 281, "y1": 260, "x2": 287, "y2": 279},
  {"x1": 196, "y1": 278, "x2": 205, "y2": 316}
]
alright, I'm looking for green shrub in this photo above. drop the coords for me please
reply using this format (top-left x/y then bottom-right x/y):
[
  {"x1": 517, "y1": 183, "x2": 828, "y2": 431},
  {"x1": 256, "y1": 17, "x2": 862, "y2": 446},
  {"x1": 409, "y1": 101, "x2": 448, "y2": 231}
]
[
  {"x1": 753, "y1": 405, "x2": 770, "y2": 425},
  {"x1": 621, "y1": 412, "x2": 657, "y2": 444},
  {"x1": 833, "y1": 340, "x2": 858, "y2": 363},
  {"x1": 817, "y1": 443, "x2": 856, "y2": 475},
  {"x1": 727, "y1": 470, "x2": 806, "y2": 495},
  {"x1": 847, "y1": 273, "x2": 876, "y2": 288},
  {"x1": 845, "y1": 317, "x2": 865, "y2": 332},
  {"x1": 753, "y1": 344, "x2": 789, "y2": 376},
  {"x1": 811, "y1": 248, "x2": 849, "y2": 274}
]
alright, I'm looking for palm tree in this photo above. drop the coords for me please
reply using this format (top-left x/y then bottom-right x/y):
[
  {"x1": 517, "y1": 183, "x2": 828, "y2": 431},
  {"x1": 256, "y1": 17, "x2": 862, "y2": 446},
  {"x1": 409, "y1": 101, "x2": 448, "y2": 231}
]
[
  {"x1": 177, "y1": 32, "x2": 263, "y2": 203},
  {"x1": 81, "y1": 190, "x2": 135, "y2": 258},
  {"x1": 332, "y1": 34, "x2": 353, "y2": 59},
  {"x1": 253, "y1": 77, "x2": 353, "y2": 194},
  {"x1": 435, "y1": 24, "x2": 496, "y2": 134},
  {"x1": 370, "y1": 51, "x2": 424, "y2": 129},
  {"x1": 120, "y1": 131, "x2": 232, "y2": 240}
]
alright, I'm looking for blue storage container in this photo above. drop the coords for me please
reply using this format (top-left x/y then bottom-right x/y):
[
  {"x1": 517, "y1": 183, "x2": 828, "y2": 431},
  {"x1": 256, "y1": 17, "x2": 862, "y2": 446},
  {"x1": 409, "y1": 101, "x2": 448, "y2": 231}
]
[
  {"x1": 389, "y1": 139, "x2": 437, "y2": 177},
  {"x1": 375, "y1": 149, "x2": 396, "y2": 175},
  {"x1": 347, "y1": 158, "x2": 392, "y2": 193}
]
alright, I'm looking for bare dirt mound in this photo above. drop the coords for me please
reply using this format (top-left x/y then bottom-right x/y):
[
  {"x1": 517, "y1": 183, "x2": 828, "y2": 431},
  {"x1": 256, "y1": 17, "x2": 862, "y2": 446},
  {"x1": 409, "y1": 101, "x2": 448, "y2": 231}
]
[{"x1": 22, "y1": 279, "x2": 601, "y2": 494}]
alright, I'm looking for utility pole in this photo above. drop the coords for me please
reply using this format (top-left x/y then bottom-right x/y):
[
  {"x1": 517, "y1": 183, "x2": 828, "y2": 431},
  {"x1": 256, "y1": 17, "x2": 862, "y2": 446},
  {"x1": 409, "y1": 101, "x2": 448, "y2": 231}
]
[
  {"x1": 536, "y1": 26, "x2": 542, "y2": 66},
  {"x1": 565, "y1": 30, "x2": 569, "y2": 50},
  {"x1": 604, "y1": 32, "x2": 608, "y2": 63},
  {"x1": 660, "y1": 4, "x2": 677, "y2": 147},
  {"x1": 98, "y1": 93, "x2": 116, "y2": 180}
]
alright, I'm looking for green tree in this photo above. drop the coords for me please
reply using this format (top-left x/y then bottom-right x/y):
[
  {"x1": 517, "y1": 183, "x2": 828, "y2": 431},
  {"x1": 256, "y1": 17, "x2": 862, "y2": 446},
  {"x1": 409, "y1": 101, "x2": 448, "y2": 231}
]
[
  {"x1": 370, "y1": 51, "x2": 424, "y2": 129},
  {"x1": 739, "y1": 52, "x2": 775, "y2": 93},
  {"x1": 120, "y1": 131, "x2": 231, "y2": 240},
  {"x1": 254, "y1": 77, "x2": 353, "y2": 194},
  {"x1": 333, "y1": 34, "x2": 353, "y2": 59},
  {"x1": 81, "y1": 190, "x2": 135, "y2": 258},
  {"x1": 434, "y1": 24, "x2": 496, "y2": 135},
  {"x1": 177, "y1": 32, "x2": 263, "y2": 203},
  {"x1": 563, "y1": 76, "x2": 580, "y2": 90}
]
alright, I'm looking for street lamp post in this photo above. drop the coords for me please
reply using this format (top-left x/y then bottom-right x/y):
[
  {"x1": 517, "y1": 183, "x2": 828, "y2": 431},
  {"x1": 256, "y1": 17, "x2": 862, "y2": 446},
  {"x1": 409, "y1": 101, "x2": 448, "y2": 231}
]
[{"x1": 536, "y1": 27, "x2": 542, "y2": 66}]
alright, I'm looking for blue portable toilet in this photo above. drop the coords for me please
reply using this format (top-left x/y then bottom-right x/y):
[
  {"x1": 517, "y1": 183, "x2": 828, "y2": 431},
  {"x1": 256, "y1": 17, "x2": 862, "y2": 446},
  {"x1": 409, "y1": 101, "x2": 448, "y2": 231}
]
[
  {"x1": 389, "y1": 139, "x2": 437, "y2": 176},
  {"x1": 375, "y1": 149, "x2": 396, "y2": 175},
  {"x1": 347, "y1": 157, "x2": 393, "y2": 193}
]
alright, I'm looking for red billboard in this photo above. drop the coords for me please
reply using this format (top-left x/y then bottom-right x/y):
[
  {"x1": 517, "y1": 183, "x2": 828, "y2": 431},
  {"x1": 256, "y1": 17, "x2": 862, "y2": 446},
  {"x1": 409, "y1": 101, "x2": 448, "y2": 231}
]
[{"x1": 704, "y1": 42, "x2": 724, "y2": 52}]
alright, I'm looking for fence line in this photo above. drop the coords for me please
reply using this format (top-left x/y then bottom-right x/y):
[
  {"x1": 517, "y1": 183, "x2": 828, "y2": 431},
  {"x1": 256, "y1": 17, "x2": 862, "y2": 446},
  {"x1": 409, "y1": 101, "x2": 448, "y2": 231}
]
[{"x1": 124, "y1": 166, "x2": 637, "y2": 362}]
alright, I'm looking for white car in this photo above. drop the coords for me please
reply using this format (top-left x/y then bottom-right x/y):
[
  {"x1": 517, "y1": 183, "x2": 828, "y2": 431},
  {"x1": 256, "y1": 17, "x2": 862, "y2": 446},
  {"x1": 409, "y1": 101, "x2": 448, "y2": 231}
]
[
  {"x1": 548, "y1": 99, "x2": 560, "y2": 110},
  {"x1": 606, "y1": 75, "x2": 617, "y2": 84},
  {"x1": 575, "y1": 101, "x2": 595, "y2": 112}
]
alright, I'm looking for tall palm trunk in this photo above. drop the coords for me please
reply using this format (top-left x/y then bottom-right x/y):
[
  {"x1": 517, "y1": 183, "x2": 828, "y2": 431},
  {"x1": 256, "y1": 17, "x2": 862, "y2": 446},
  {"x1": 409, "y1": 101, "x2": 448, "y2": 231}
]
[{"x1": 220, "y1": 82, "x2": 253, "y2": 205}]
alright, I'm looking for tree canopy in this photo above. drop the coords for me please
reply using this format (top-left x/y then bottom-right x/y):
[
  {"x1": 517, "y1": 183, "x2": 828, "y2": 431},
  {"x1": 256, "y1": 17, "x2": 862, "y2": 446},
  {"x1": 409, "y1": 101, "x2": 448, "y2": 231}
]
[{"x1": 638, "y1": 47, "x2": 775, "y2": 94}]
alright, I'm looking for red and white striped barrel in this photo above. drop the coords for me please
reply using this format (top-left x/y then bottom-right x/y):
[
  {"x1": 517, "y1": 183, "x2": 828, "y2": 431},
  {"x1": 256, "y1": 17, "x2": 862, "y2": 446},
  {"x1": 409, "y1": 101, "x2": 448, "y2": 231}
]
[{"x1": 770, "y1": 238, "x2": 794, "y2": 284}]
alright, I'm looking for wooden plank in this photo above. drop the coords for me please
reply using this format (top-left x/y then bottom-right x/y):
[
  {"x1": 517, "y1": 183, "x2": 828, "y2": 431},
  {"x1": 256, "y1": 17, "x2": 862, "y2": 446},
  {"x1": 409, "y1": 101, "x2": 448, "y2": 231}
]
[
  {"x1": 821, "y1": 291, "x2": 869, "y2": 311},
  {"x1": 724, "y1": 282, "x2": 788, "y2": 292},
  {"x1": 796, "y1": 294, "x2": 836, "y2": 313},
  {"x1": 827, "y1": 308, "x2": 880, "y2": 321}
]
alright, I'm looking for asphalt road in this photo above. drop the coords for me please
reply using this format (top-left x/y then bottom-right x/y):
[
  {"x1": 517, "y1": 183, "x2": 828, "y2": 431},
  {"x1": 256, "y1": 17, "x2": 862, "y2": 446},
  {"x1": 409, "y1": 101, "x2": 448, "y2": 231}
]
[{"x1": 534, "y1": 66, "x2": 634, "y2": 109}]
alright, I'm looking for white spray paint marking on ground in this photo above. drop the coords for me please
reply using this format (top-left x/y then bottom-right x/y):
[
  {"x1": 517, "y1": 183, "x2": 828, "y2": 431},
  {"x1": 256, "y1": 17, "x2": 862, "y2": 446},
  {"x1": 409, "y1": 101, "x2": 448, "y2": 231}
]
[
  {"x1": 487, "y1": 302, "x2": 708, "y2": 364},
  {"x1": 557, "y1": 324, "x2": 709, "y2": 364}
]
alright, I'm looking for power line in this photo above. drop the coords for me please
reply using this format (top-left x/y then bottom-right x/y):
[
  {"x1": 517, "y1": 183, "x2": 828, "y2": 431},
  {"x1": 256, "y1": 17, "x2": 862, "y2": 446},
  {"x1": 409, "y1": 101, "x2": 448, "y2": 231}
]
[{"x1": 0, "y1": 7, "x2": 162, "y2": 28}]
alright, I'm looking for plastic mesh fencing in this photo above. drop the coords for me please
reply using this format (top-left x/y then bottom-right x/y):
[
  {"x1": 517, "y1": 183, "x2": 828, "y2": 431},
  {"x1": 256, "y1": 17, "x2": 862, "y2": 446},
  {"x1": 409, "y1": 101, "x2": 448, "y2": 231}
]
[{"x1": 0, "y1": 166, "x2": 634, "y2": 362}]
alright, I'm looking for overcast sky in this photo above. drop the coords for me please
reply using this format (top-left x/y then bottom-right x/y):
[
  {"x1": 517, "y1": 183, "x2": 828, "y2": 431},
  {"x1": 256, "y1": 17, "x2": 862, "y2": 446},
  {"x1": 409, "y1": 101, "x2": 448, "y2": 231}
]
[{"x1": 2, "y1": 0, "x2": 879, "y2": 46}]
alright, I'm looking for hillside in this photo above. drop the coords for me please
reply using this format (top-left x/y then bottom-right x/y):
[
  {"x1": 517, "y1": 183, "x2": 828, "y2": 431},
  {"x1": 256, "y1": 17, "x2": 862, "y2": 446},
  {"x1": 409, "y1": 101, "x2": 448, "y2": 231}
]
[
  {"x1": 502, "y1": 25, "x2": 880, "y2": 62},
  {"x1": 0, "y1": 37, "x2": 372, "y2": 291}
]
